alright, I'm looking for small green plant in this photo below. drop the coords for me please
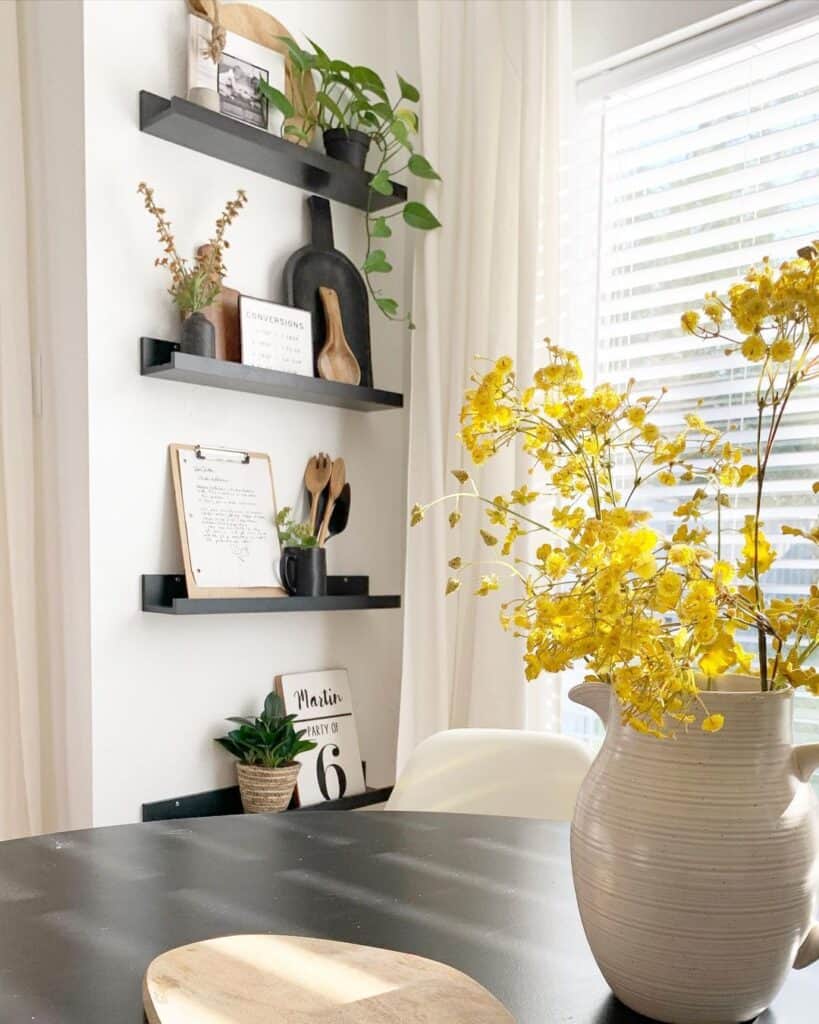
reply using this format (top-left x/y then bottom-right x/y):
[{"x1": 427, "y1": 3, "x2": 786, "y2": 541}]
[
  {"x1": 276, "y1": 506, "x2": 317, "y2": 547},
  {"x1": 259, "y1": 37, "x2": 441, "y2": 328},
  {"x1": 215, "y1": 690, "x2": 316, "y2": 768}
]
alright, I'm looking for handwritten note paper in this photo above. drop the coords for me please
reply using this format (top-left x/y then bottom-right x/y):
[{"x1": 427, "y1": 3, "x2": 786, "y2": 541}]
[
  {"x1": 177, "y1": 451, "x2": 281, "y2": 589},
  {"x1": 239, "y1": 296, "x2": 313, "y2": 376}
]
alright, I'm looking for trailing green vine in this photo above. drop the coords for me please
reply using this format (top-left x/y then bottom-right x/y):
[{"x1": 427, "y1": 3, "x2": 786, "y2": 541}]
[{"x1": 259, "y1": 37, "x2": 441, "y2": 328}]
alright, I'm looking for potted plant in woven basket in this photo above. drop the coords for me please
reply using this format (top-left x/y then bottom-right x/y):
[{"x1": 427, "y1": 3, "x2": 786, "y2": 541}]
[
  {"x1": 412, "y1": 244, "x2": 819, "y2": 1024},
  {"x1": 215, "y1": 690, "x2": 316, "y2": 813}
]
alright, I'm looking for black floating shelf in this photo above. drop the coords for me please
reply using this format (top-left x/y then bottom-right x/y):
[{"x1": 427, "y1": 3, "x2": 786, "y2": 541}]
[
  {"x1": 139, "y1": 91, "x2": 408, "y2": 212},
  {"x1": 142, "y1": 575, "x2": 401, "y2": 615},
  {"x1": 141, "y1": 338, "x2": 403, "y2": 412}
]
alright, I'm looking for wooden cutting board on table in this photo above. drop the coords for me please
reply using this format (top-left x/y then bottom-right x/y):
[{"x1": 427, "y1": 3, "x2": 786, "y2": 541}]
[{"x1": 143, "y1": 934, "x2": 515, "y2": 1023}]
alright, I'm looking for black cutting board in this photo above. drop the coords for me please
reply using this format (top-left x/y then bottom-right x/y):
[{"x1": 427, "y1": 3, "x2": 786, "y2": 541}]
[{"x1": 284, "y1": 196, "x2": 373, "y2": 388}]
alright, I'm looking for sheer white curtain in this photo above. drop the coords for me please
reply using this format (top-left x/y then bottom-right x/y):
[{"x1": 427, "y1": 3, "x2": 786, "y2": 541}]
[
  {"x1": 0, "y1": 1, "x2": 42, "y2": 839},
  {"x1": 398, "y1": 0, "x2": 572, "y2": 769}
]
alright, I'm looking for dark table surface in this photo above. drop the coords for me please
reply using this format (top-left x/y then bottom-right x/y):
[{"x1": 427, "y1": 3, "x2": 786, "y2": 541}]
[{"x1": 0, "y1": 811, "x2": 817, "y2": 1023}]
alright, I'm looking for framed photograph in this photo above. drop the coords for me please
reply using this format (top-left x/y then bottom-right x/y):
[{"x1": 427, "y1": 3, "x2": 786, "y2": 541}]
[
  {"x1": 218, "y1": 53, "x2": 268, "y2": 129},
  {"x1": 239, "y1": 296, "x2": 313, "y2": 377},
  {"x1": 187, "y1": 14, "x2": 285, "y2": 132},
  {"x1": 277, "y1": 669, "x2": 366, "y2": 806}
]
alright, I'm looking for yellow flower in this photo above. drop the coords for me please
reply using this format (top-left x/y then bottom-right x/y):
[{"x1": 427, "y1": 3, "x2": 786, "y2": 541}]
[
  {"x1": 656, "y1": 569, "x2": 682, "y2": 611},
  {"x1": 451, "y1": 469, "x2": 470, "y2": 484},
  {"x1": 445, "y1": 577, "x2": 461, "y2": 595},
  {"x1": 480, "y1": 530, "x2": 498, "y2": 547},
  {"x1": 681, "y1": 311, "x2": 700, "y2": 334},
  {"x1": 641, "y1": 423, "x2": 660, "y2": 443},
  {"x1": 475, "y1": 574, "x2": 500, "y2": 597},
  {"x1": 626, "y1": 406, "x2": 646, "y2": 426},
  {"x1": 448, "y1": 510, "x2": 462, "y2": 528},
  {"x1": 658, "y1": 470, "x2": 677, "y2": 486},
  {"x1": 770, "y1": 338, "x2": 795, "y2": 363},
  {"x1": 448, "y1": 556, "x2": 463, "y2": 569},
  {"x1": 410, "y1": 503, "x2": 425, "y2": 526},
  {"x1": 713, "y1": 560, "x2": 734, "y2": 586},
  {"x1": 701, "y1": 713, "x2": 725, "y2": 733},
  {"x1": 495, "y1": 355, "x2": 513, "y2": 374},
  {"x1": 740, "y1": 334, "x2": 766, "y2": 362}
]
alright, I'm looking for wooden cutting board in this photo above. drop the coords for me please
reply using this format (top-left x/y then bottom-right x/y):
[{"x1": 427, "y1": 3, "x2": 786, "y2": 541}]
[{"x1": 143, "y1": 934, "x2": 515, "y2": 1023}]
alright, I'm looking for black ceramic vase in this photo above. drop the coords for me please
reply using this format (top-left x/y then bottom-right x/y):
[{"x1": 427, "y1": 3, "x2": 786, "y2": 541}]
[
  {"x1": 323, "y1": 128, "x2": 371, "y2": 169},
  {"x1": 280, "y1": 546, "x2": 327, "y2": 597},
  {"x1": 180, "y1": 311, "x2": 215, "y2": 357}
]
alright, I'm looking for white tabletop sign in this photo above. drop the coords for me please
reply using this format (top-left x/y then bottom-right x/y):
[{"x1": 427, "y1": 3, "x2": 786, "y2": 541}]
[
  {"x1": 278, "y1": 669, "x2": 366, "y2": 806},
  {"x1": 239, "y1": 296, "x2": 313, "y2": 376}
]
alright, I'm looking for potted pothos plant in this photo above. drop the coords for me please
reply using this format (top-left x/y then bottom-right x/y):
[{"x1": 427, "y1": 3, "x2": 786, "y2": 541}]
[
  {"x1": 215, "y1": 690, "x2": 316, "y2": 813},
  {"x1": 259, "y1": 37, "x2": 441, "y2": 328},
  {"x1": 138, "y1": 182, "x2": 248, "y2": 357}
]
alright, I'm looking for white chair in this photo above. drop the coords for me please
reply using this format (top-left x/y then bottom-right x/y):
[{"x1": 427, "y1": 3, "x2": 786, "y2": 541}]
[{"x1": 386, "y1": 728, "x2": 592, "y2": 821}]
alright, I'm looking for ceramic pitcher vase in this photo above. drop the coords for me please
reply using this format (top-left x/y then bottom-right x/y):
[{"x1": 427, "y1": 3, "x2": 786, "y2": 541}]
[{"x1": 569, "y1": 677, "x2": 819, "y2": 1024}]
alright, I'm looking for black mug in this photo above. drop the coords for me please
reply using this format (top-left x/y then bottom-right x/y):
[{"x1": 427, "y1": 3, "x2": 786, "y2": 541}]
[{"x1": 280, "y1": 546, "x2": 327, "y2": 597}]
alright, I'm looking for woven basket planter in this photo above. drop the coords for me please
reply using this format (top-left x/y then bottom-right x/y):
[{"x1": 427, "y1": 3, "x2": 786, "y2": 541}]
[{"x1": 236, "y1": 762, "x2": 301, "y2": 814}]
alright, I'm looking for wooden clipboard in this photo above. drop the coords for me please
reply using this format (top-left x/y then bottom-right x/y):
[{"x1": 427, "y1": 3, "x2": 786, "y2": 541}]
[{"x1": 169, "y1": 444, "x2": 286, "y2": 600}]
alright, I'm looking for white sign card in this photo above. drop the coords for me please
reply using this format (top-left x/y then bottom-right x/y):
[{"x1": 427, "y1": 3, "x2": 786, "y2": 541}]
[
  {"x1": 176, "y1": 448, "x2": 282, "y2": 589},
  {"x1": 239, "y1": 296, "x2": 313, "y2": 376},
  {"x1": 278, "y1": 670, "x2": 366, "y2": 806},
  {"x1": 187, "y1": 14, "x2": 286, "y2": 133}
]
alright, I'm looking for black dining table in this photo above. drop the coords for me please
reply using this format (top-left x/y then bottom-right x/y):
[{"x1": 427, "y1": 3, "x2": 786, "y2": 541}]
[{"x1": 0, "y1": 810, "x2": 817, "y2": 1023}]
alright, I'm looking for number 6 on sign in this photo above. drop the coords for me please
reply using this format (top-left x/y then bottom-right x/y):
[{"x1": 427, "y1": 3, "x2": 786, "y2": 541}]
[
  {"x1": 276, "y1": 670, "x2": 366, "y2": 806},
  {"x1": 317, "y1": 744, "x2": 347, "y2": 800}
]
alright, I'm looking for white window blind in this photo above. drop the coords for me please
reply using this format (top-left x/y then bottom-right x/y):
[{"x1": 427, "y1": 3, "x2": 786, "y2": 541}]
[{"x1": 564, "y1": 11, "x2": 819, "y2": 746}]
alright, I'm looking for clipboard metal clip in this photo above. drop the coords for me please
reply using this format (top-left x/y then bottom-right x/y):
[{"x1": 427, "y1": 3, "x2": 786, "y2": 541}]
[{"x1": 195, "y1": 445, "x2": 251, "y2": 465}]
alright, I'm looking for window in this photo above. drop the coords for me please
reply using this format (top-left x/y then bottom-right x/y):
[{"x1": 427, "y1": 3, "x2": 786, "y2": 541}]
[{"x1": 564, "y1": 11, "x2": 819, "y2": 749}]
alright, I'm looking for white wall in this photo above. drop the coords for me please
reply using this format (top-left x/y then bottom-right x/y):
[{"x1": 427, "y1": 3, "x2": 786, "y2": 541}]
[
  {"x1": 81, "y1": 0, "x2": 418, "y2": 825},
  {"x1": 572, "y1": 0, "x2": 752, "y2": 70}
]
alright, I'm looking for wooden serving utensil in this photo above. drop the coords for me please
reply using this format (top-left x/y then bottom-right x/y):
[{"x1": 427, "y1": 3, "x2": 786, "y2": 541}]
[
  {"x1": 318, "y1": 457, "x2": 346, "y2": 546},
  {"x1": 304, "y1": 453, "x2": 333, "y2": 537},
  {"x1": 317, "y1": 286, "x2": 361, "y2": 386}
]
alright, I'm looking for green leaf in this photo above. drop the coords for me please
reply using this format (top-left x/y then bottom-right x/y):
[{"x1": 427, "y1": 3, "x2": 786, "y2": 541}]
[
  {"x1": 371, "y1": 217, "x2": 392, "y2": 238},
  {"x1": 403, "y1": 201, "x2": 441, "y2": 231},
  {"x1": 408, "y1": 154, "x2": 440, "y2": 180},
  {"x1": 305, "y1": 36, "x2": 331, "y2": 68},
  {"x1": 369, "y1": 170, "x2": 393, "y2": 196},
  {"x1": 371, "y1": 101, "x2": 394, "y2": 122},
  {"x1": 264, "y1": 691, "x2": 284, "y2": 721},
  {"x1": 397, "y1": 74, "x2": 420, "y2": 103},
  {"x1": 330, "y1": 59, "x2": 354, "y2": 74},
  {"x1": 362, "y1": 249, "x2": 393, "y2": 273},
  {"x1": 257, "y1": 80, "x2": 295, "y2": 119},
  {"x1": 396, "y1": 108, "x2": 419, "y2": 133},
  {"x1": 316, "y1": 91, "x2": 347, "y2": 127},
  {"x1": 389, "y1": 119, "x2": 411, "y2": 149},
  {"x1": 276, "y1": 35, "x2": 308, "y2": 73},
  {"x1": 376, "y1": 297, "x2": 399, "y2": 316},
  {"x1": 351, "y1": 65, "x2": 387, "y2": 97}
]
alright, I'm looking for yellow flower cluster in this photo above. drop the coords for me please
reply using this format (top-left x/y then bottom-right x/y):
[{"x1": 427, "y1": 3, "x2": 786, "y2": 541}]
[
  {"x1": 680, "y1": 245, "x2": 819, "y2": 695},
  {"x1": 412, "y1": 245, "x2": 818, "y2": 734}
]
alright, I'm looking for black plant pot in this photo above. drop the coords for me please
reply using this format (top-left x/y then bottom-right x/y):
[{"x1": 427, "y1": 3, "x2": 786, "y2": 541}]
[
  {"x1": 180, "y1": 311, "x2": 215, "y2": 358},
  {"x1": 323, "y1": 128, "x2": 371, "y2": 170},
  {"x1": 280, "y1": 546, "x2": 327, "y2": 597}
]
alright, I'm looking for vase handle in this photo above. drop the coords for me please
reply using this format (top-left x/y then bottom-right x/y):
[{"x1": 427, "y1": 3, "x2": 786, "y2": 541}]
[
  {"x1": 794, "y1": 743, "x2": 819, "y2": 782},
  {"x1": 793, "y1": 743, "x2": 819, "y2": 970}
]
